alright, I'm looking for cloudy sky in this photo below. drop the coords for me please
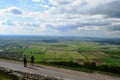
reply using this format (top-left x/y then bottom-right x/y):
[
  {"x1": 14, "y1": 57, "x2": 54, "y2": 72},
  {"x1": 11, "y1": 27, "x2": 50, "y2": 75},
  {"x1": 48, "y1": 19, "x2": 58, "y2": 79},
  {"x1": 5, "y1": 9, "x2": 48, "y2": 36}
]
[{"x1": 0, "y1": 0, "x2": 120, "y2": 37}]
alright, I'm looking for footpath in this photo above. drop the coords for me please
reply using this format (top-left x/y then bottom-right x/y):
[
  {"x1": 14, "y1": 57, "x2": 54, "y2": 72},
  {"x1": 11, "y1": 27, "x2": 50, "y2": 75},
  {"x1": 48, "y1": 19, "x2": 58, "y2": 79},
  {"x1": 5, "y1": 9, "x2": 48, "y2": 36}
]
[{"x1": 0, "y1": 59, "x2": 120, "y2": 80}]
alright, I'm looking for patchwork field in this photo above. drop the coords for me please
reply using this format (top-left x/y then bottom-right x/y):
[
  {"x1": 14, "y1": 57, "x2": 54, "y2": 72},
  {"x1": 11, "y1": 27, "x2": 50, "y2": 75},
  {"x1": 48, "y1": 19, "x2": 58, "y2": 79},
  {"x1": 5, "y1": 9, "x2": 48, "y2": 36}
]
[{"x1": 0, "y1": 36, "x2": 120, "y2": 67}]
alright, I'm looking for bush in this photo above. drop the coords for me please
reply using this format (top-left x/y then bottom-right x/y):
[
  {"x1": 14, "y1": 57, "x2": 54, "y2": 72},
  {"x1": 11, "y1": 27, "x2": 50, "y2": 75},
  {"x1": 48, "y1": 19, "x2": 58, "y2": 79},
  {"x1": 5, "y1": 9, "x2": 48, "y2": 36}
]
[
  {"x1": 97, "y1": 65, "x2": 120, "y2": 74},
  {"x1": 40, "y1": 61, "x2": 120, "y2": 74},
  {"x1": 83, "y1": 62, "x2": 96, "y2": 69},
  {"x1": 45, "y1": 61, "x2": 81, "y2": 67}
]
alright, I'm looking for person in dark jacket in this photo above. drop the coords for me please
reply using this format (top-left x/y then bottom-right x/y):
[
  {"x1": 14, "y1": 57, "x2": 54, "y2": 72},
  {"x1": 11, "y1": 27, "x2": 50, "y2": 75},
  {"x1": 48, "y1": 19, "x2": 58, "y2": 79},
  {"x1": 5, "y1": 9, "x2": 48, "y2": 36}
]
[
  {"x1": 30, "y1": 56, "x2": 35, "y2": 66},
  {"x1": 23, "y1": 55, "x2": 27, "y2": 67}
]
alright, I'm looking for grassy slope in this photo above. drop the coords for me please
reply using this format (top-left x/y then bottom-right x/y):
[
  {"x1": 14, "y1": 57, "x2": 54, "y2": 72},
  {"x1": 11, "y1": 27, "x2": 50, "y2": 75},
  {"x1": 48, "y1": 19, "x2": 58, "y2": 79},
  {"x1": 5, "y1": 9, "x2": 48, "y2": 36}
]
[{"x1": 0, "y1": 70, "x2": 18, "y2": 80}]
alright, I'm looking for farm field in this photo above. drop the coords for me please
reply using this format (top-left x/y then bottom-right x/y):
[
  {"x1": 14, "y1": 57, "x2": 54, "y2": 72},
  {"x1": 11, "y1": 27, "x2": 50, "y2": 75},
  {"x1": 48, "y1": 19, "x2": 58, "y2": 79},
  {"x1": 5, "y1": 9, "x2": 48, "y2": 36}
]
[{"x1": 0, "y1": 36, "x2": 120, "y2": 67}]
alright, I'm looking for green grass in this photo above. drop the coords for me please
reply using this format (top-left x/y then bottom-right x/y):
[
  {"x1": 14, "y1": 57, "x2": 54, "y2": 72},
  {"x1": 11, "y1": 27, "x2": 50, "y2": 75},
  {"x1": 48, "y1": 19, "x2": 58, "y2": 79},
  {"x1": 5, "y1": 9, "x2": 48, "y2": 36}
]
[
  {"x1": 100, "y1": 58, "x2": 120, "y2": 66},
  {"x1": 0, "y1": 37, "x2": 120, "y2": 75},
  {"x1": 0, "y1": 70, "x2": 19, "y2": 80},
  {"x1": 1, "y1": 38, "x2": 120, "y2": 67},
  {"x1": 21, "y1": 43, "x2": 120, "y2": 66}
]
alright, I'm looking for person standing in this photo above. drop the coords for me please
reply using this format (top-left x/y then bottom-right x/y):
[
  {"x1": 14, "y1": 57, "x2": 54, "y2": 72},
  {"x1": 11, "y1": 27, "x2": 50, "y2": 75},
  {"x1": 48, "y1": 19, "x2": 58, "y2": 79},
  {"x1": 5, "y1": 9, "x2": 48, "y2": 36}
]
[
  {"x1": 23, "y1": 55, "x2": 27, "y2": 67},
  {"x1": 31, "y1": 56, "x2": 35, "y2": 66}
]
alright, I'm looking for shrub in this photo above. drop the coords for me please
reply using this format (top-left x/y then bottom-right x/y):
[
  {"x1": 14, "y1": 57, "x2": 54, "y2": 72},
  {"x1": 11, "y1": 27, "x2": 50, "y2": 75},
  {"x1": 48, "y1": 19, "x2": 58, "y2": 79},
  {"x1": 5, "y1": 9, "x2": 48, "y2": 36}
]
[{"x1": 83, "y1": 62, "x2": 96, "y2": 69}]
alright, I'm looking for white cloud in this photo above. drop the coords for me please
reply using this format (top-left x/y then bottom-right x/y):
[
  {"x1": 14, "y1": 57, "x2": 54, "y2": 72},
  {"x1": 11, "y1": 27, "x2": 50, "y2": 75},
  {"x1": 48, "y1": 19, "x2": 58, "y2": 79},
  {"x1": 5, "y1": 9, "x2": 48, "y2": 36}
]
[
  {"x1": 0, "y1": 0, "x2": 119, "y2": 37},
  {"x1": 32, "y1": 0, "x2": 42, "y2": 2},
  {"x1": 0, "y1": 6, "x2": 22, "y2": 16},
  {"x1": 77, "y1": 26, "x2": 101, "y2": 31}
]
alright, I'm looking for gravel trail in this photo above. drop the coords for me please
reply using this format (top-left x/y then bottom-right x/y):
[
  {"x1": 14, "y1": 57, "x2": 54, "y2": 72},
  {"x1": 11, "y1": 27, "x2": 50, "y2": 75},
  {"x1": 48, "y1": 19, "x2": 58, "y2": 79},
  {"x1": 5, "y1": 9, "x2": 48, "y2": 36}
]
[{"x1": 0, "y1": 60, "x2": 120, "y2": 80}]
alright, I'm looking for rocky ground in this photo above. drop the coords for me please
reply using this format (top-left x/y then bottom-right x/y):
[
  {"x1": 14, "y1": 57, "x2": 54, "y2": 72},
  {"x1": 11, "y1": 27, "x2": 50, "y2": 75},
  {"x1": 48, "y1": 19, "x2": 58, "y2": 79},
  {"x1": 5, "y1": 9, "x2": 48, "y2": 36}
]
[{"x1": 0, "y1": 66, "x2": 62, "y2": 80}]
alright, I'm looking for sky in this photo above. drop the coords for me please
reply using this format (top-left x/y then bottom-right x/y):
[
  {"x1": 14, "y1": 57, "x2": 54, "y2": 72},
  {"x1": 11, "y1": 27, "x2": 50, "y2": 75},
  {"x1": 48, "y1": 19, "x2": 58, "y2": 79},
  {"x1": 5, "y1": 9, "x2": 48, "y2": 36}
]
[{"x1": 0, "y1": 0, "x2": 120, "y2": 38}]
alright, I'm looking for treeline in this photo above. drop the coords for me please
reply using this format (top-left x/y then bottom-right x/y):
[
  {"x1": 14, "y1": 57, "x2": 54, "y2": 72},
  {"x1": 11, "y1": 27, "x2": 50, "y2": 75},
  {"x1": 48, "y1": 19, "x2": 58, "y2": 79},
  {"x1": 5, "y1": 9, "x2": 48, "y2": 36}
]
[
  {"x1": 41, "y1": 61, "x2": 120, "y2": 74},
  {"x1": 0, "y1": 52, "x2": 22, "y2": 60},
  {"x1": 93, "y1": 39, "x2": 120, "y2": 45}
]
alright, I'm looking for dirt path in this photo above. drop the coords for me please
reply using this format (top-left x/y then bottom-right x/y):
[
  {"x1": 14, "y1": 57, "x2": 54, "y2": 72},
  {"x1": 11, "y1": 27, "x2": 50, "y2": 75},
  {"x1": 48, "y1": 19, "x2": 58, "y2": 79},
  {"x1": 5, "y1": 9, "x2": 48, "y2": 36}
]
[{"x1": 0, "y1": 59, "x2": 120, "y2": 80}]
